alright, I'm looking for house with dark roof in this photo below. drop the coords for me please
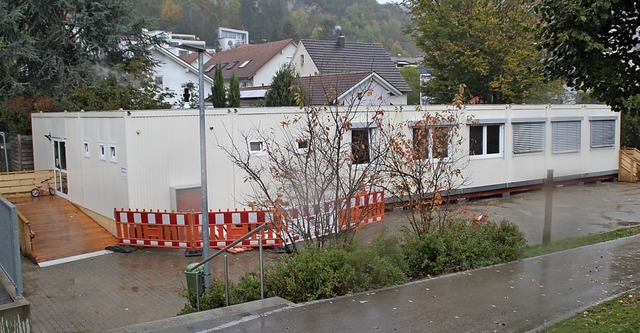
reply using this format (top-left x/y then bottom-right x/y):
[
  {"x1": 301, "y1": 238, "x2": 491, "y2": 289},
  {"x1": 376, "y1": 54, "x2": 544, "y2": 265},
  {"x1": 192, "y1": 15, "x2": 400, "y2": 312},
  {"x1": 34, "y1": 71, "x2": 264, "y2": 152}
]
[
  {"x1": 150, "y1": 46, "x2": 214, "y2": 107},
  {"x1": 291, "y1": 36, "x2": 411, "y2": 106},
  {"x1": 202, "y1": 38, "x2": 297, "y2": 89},
  {"x1": 298, "y1": 72, "x2": 401, "y2": 107}
]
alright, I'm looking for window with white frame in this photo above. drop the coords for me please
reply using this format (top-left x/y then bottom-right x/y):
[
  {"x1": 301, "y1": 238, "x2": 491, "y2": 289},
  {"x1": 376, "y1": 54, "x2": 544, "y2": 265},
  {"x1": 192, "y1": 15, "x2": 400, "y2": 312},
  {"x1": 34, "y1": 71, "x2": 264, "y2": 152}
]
[
  {"x1": 412, "y1": 126, "x2": 451, "y2": 160},
  {"x1": 590, "y1": 119, "x2": 615, "y2": 148},
  {"x1": 513, "y1": 122, "x2": 545, "y2": 154},
  {"x1": 296, "y1": 139, "x2": 309, "y2": 154},
  {"x1": 109, "y1": 144, "x2": 117, "y2": 162},
  {"x1": 469, "y1": 124, "x2": 503, "y2": 158},
  {"x1": 248, "y1": 140, "x2": 267, "y2": 156},
  {"x1": 351, "y1": 128, "x2": 372, "y2": 164},
  {"x1": 98, "y1": 143, "x2": 106, "y2": 161},
  {"x1": 83, "y1": 141, "x2": 90, "y2": 158},
  {"x1": 552, "y1": 121, "x2": 581, "y2": 153}
]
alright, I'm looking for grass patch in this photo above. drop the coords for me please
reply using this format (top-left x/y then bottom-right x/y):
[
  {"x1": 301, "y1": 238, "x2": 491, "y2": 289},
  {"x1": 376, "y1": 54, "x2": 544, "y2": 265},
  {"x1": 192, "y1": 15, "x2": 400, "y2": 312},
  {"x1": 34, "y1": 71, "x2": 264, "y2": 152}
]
[
  {"x1": 524, "y1": 226, "x2": 640, "y2": 258},
  {"x1": 541, "y1": 288, "x2": 640, "y2": 332}
]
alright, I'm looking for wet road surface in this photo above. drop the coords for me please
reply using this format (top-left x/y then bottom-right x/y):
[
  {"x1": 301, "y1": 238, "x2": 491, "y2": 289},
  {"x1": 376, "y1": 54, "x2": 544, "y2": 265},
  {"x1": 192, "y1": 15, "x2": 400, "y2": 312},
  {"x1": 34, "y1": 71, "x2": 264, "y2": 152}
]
[{"x1": 213, "y1": 235, "x2": 640, "y2": 332}]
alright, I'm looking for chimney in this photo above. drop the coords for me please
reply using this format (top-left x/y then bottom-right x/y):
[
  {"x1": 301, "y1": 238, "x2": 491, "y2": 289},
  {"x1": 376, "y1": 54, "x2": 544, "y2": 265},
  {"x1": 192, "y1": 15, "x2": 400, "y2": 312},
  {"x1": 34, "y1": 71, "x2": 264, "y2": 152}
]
[{"x1": 337, "y1": 35, "x2": 345, "y2": 48}]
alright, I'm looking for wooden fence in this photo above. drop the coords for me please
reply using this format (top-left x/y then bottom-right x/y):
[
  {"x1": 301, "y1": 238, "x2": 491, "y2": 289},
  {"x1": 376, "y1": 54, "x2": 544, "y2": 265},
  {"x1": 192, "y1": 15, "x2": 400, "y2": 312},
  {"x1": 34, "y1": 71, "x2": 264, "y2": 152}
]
[
  {"x1": 619, "y1": 148, "x2": 640, "y2": 182},
  {"x1": 10, "y1": 135, "x2": 34, "y2": 171},
  {"x1": 0, "y1": 170, "x2": 54, "y2": 197}
]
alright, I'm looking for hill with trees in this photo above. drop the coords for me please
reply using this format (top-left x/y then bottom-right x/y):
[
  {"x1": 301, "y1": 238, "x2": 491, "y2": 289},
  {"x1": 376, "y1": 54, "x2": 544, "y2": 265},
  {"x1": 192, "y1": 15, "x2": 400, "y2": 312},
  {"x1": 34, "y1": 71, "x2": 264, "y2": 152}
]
[{"x1": 129, "y1": 0, "x2": 419, "y2": 56}]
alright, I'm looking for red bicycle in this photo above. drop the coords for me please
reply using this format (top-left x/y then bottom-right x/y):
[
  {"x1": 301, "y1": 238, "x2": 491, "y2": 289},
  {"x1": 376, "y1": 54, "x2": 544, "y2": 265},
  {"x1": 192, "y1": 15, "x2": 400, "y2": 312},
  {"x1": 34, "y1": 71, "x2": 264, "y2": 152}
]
[{"x1": 31, "y1": 179, "x2": 55, "y2": 197}]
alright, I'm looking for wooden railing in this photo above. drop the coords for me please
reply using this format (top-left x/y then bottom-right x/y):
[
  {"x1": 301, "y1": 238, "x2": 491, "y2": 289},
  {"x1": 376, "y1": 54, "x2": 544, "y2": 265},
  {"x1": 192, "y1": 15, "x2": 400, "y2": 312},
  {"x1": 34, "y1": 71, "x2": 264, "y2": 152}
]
[
  {"x1": 0, "y1": 170, "x2": 54, "y2": 197},
  {"x1": 619, "y1": 148, "x2": 640, "y2": 182},
  {"x1": 17, "y1": 210, "x2": 35, "y2": 262}
]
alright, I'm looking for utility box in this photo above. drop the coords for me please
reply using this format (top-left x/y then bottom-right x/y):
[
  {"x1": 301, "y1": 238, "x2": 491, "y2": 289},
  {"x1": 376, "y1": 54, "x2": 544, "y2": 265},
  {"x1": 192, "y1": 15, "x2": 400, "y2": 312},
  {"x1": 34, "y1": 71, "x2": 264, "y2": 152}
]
[{"x1": 184, "y1": 263, "x2": 204, "y2": 295}]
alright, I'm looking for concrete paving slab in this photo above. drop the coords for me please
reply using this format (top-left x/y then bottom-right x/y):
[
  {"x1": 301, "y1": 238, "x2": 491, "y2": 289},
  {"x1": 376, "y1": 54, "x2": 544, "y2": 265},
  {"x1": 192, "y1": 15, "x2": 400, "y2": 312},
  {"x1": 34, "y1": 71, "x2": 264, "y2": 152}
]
[{"x1": 104, "y1": 297, "x2": 292, "y2": 333}]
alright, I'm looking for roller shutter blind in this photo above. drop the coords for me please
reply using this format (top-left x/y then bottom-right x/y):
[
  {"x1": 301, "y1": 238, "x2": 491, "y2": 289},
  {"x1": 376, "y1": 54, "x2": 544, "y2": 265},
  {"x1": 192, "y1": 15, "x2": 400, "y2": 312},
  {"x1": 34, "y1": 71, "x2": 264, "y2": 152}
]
[
  {"x1": 513, "y1": 122, "x2": 545, "y2": 154},
  {"x1": 552, "y1": 121, "x2": 581, "y2": 153},
  {"x1": 590, "y1": 120, "x2": 615, "y2": 148}
]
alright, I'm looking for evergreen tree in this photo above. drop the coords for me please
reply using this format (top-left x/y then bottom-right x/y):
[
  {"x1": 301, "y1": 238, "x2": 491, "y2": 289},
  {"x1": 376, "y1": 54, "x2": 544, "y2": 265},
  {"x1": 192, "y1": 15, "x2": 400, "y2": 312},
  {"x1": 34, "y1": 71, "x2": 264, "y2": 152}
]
[
  {"x1": 228, "y1": 73, "x2": 241, "y2": 107},
  {"x1": 0, "y1": 0, "x2": 158, "y2": 100},
  {"x1": 211, "y1": 64, "x2": 226, "y2": 108},
  {"x1": 264, "y1": 64, "x2": 297, "y2": 107}
]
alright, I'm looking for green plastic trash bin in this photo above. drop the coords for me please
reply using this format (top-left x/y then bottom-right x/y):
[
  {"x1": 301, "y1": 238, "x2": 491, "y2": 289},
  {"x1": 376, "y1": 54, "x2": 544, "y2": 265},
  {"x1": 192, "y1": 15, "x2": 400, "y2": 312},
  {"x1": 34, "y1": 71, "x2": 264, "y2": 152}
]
[{"x1": 185, "y1": 263, "x2": 204, "y2": 295}]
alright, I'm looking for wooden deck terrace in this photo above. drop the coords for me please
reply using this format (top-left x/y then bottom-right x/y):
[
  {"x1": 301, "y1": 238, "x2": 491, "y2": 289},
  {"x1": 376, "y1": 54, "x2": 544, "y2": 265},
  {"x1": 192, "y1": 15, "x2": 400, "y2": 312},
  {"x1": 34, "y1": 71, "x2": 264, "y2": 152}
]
[{"x1": 11, "y1": 195, "x2": 116, "y2": 264}]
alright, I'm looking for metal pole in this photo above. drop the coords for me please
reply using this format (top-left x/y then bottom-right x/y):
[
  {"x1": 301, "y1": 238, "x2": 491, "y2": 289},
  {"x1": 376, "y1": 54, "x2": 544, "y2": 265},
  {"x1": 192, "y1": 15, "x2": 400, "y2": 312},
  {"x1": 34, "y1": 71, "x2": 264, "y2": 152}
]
[
  {"x1": 542, "y1": 169, "x2": 553, "y2": 245},
  {"x1": 224, "y1": 254, "x2": 229, "y2": 306},
  {"x1": 196, "y1": 272, "x2": 201, "y2": 311},
  {"x1": 259, "y1": 234, "x2": 264, "y2": 299},
  {"x1": 0, "y1": 132, "x2": 8, "y2": 172},
  {"x1": 197, "y1": 49, "x2": 212, "y2": 291}
]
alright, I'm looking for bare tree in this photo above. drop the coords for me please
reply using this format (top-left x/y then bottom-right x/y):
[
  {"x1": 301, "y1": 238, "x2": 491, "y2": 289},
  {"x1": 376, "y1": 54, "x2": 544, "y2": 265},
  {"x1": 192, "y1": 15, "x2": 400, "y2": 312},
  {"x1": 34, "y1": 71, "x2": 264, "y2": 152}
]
[
  {"x1": 375, "y1": 86, "x2": 471, "y2": 234},
  {"x1": 217, "y1": 80, "x2": 386, "y2": 250}
]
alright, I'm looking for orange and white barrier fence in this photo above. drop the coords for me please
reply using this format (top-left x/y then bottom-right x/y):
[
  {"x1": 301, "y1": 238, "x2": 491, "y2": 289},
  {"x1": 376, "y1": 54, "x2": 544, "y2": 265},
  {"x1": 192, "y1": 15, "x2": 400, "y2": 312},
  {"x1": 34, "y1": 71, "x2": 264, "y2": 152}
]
[
  {"x1": 114, "y1": 191, "x2": 385, "y2": 249},
  {"x1": 114, "y1": 209, "x2": 280, "y2": 250},
  {"x1": 115, "y1": 210, "x2": 193, "y2": 248},
  {"x1": 279, "y1": 191, "x2": 385, "y2": 245},
  {"x1": 192, "y1": 211, "x2": 281, "y2": 248}
]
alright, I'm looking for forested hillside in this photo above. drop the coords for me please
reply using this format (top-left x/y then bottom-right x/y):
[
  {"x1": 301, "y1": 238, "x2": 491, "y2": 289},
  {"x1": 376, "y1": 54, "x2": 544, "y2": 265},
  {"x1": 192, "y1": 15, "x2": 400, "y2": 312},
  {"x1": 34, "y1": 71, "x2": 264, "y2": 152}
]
[{"x1": 129, "y1": 0, "x2": 419, "y2": 56}]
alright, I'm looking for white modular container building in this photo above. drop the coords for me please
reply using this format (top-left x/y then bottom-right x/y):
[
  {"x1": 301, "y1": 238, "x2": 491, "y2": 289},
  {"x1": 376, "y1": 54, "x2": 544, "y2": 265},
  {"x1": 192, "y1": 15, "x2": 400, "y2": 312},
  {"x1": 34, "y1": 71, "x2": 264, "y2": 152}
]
[{"x1": 31, "y1": 105, "x2": 619, "y2": 235}]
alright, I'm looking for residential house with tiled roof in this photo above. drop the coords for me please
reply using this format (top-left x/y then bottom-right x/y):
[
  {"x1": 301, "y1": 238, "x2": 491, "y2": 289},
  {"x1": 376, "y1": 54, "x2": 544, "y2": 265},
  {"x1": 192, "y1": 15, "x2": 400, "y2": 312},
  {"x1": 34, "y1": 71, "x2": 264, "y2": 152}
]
[
  {"x1": 202, "y1": 38, "x2": 297, "y2": 93},
  {"x1": 150, "y1": 46, "x2": 213, "y2": 107},
  {"x1": 291, "y1": 36, "x2": 411, "y2": 106},
  {"x1": 298, "y1": 72, "x2": 401, "y2": 107},
  {"x1": 179, "y1": 51, "x2": 213, "y2": 67}
]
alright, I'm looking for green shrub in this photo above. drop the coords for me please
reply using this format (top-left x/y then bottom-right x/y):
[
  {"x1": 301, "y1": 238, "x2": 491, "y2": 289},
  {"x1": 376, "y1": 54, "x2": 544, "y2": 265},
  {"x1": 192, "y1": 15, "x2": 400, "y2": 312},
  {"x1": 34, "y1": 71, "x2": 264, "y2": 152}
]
[
  {"x1": 179, "y1": 272, "x2": 263, "y2": 314},
  {"x1": 265, "y1": 237, "x2": 408, "y2": 303},
  {"x1": 179, "y1": 221, "x2": 525, "y2": 314},
  {"x1": 402, "y1": 219, "x2": 526, "y2": 278}
]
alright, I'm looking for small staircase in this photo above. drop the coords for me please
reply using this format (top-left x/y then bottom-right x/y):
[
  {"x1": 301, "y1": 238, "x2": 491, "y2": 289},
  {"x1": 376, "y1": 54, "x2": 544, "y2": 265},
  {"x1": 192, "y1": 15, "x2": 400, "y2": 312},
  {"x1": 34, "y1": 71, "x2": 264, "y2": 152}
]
[{"x1": 619, "y1": 148, "x2": 640, "y2": 182}]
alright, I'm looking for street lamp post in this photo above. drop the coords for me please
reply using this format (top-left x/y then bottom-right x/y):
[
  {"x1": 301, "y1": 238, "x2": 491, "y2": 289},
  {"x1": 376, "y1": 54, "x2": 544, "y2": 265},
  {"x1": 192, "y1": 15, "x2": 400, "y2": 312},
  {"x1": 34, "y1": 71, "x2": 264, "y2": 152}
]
[{"x1": 177, "y1": 43, "x2": 211, "y2": 291}]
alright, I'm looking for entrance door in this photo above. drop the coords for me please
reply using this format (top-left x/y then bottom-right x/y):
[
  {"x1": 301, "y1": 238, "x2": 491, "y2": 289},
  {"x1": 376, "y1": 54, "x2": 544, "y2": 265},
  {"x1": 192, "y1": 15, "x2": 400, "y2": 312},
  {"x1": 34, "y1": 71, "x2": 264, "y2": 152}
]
[{"x1": 53, "y1": 140, "x2": 68, "y2": 195}]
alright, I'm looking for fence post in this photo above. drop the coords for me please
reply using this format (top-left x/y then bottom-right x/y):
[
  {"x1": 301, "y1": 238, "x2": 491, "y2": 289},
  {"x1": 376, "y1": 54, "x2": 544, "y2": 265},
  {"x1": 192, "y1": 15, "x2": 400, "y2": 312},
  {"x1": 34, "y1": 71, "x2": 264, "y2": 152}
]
[
  {"x1": 542, "y1": 169, "x2": 553, "y2": 245},
  {"x1": 185, "y1": 211, "x2": 202, "y2": 257}
]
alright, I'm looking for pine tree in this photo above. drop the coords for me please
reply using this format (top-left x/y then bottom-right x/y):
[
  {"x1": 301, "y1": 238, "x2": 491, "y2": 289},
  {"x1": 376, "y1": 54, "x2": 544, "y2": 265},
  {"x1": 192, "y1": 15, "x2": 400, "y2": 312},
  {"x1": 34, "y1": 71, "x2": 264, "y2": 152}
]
[
  {"x1": 228, "y1": 74, "x2": 241, "y2": 107},
  {"x1": 211, "y1": 64, "x2": 226, "y2": 108},
  {"x1": 264, "y1": 64, "x2": 297, "y2": 107}
]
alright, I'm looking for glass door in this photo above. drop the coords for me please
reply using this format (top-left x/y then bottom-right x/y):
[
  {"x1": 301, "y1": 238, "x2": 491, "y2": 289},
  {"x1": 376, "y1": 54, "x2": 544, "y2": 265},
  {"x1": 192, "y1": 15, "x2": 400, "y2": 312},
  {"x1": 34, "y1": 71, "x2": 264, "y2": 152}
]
[{"x1": 53, "y1": 140, "x2": 68, "y2": 195}]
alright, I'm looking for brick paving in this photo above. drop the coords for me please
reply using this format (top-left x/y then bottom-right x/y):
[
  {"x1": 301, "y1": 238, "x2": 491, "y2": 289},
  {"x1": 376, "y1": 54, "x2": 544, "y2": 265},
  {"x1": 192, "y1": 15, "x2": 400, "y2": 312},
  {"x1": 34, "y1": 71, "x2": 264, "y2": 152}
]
[
  {"x1": 20, "y1": 181, "x2": 640, "y2": 332},
  {"x1": 21, "y1": 247, "x2": 281, "y2": 332}
]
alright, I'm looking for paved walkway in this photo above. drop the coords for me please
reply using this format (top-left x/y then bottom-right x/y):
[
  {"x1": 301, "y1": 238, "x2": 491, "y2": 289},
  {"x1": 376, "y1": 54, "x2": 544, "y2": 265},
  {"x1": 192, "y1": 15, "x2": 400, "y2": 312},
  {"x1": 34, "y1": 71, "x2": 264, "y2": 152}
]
[
  {"x1": 204, "y1": 235, "x2": 640, "y2": 332},
  {"x1": 20, "y1": 181, "x2": 640, "y2": 332}
]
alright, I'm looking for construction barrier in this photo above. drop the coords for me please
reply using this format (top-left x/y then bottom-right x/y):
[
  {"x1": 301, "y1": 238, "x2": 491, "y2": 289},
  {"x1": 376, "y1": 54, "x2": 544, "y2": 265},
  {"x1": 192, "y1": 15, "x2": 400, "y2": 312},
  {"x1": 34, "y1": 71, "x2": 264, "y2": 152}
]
[
  {"x1": 279, "y1": 191, "x2": 385, "y2": 244},
  {"x1": 114, "y1": 191, "x2": 385, "y2": 250},
  {"x1": 115, "y1": 210, "x2": 194, "y2": 248},
  {"x1": 192, "y1": 210, "x2": 281, "y2": 248},
  {"x1": 114, "y1": 208, "x2": 282, "y2": 250}
]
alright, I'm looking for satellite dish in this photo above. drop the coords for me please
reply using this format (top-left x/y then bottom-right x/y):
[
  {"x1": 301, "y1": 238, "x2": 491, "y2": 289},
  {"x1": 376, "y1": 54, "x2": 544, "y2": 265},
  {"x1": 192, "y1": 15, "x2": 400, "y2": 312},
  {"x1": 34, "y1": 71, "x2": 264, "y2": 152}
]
[{"x1": 228, "y1": 40, "x2": 234, "y2": 48}]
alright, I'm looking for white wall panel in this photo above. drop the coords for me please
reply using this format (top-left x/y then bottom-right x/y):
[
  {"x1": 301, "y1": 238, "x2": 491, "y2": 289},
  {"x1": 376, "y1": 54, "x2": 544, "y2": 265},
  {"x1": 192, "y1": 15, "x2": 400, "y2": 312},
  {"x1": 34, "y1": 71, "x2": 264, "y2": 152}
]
[{"x1": 32, "y1": 104, "x2": 619, "y2": 223}]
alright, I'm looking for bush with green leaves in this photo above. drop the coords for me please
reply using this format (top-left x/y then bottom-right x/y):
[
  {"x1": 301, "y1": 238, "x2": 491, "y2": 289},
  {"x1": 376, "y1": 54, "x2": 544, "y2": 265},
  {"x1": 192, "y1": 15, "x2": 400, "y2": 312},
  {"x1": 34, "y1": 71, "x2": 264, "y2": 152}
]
[
  {"x1": 179, "y1": 220, "x2": 525, "y2": 313},
  {"x1": 179, "y1": 272, "x2": 262, "y2": 314},
  {"x1": 402, "y1": 219, "x2": 526, "y2": 278},
  {"x1": 265, "y1": 237, "x2": 408, "y2": 303}
]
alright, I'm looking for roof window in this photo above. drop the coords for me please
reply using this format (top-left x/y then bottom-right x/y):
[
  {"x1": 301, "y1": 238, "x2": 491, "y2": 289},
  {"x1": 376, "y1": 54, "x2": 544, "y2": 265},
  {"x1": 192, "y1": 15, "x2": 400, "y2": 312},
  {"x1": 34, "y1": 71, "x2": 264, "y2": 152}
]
[
  {"x1": 226, "y1": 61, "x2": 239, "y2": 70},
  {"x1": 239, "y1": 60, "x2": 251, "y2": 68}
]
